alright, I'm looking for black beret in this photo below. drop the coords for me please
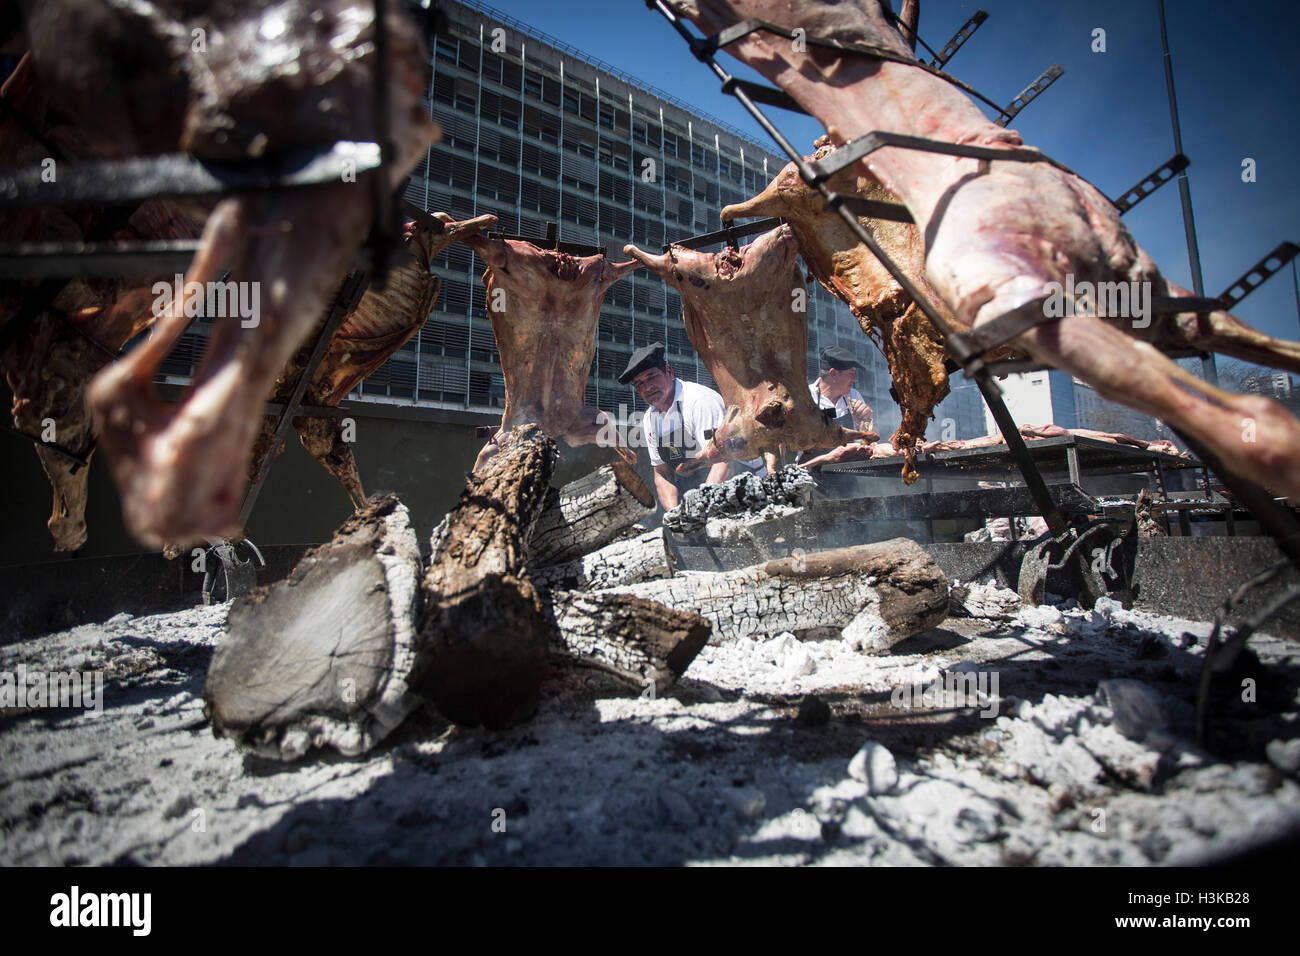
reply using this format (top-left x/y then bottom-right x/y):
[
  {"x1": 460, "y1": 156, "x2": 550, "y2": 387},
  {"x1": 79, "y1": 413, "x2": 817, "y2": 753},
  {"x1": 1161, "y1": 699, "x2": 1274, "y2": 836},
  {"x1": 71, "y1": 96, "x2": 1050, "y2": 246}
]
[
  {"x1": 820, "y1": 346, "x2": 863, "y2": 371},
  {"x1": 618, "y1": 341, "x2": 667, "y2": 384}
]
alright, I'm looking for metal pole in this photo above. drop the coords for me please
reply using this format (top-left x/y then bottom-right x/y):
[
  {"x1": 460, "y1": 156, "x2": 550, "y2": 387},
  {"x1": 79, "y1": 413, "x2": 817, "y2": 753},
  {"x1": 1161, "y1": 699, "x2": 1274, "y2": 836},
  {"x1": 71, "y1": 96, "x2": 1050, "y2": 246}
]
[
  {"x1": 1293, "y1": 258, "x2": 1300, "y2": 336},
  {"x1": 1158, "y1": 0, "x2": 1217, "y2": 385}
]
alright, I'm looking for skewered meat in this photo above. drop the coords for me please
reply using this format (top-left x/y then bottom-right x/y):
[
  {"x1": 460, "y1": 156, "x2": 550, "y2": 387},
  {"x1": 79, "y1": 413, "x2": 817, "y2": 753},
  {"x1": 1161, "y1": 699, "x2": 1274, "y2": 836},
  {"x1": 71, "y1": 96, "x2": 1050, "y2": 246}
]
[
  {"x1": 722, "y1": 138, "x2": 966, "y2": 482},
  {"x1": 0, "y1": 53, "x2": 204, "y2": 550},
  {"x1": 666, "y1": 0, "x2": 1300, "y2": 498},
  {"x1": 249, "y1": 212, "x2": 496, "y2": 509},
  {"x1": 7, "y1": 0, "x2": 440, "y2": 548},
  {"x1": 920, "y1": 433, "x2": 1008, "y2": 454},
  {"x1": 463, "y1": 235, "x2": 640, "y2": 470},
  {"x1": 623, "y1": 225, "x2": 876, "y2": 469},
  {"x1": 1018, "y1": 423, "x2": 1187, "y2": 455},
  {"x1": 797, "y1": 440, "x2": 896, "y2": 469}
]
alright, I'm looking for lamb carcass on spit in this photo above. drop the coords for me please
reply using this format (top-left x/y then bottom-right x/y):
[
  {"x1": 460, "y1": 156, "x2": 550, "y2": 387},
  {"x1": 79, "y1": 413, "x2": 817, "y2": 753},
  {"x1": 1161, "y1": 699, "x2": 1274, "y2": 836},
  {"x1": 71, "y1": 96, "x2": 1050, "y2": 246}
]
[
  {"x1": 465, "y1": 235, "x2": 641, "y2": 472},
  {"x1": 668, "y1": 0, "x2": 1300, "y2": 498},
  {"x1": 623, "y1": 224, "x2": 876, "y2": 470},
  {"x1": 249, "y1": 212, "x2": 496, "y2": 509},
  {"x1": 8, "y1": 0, "x2": 440, "y2": 548}
]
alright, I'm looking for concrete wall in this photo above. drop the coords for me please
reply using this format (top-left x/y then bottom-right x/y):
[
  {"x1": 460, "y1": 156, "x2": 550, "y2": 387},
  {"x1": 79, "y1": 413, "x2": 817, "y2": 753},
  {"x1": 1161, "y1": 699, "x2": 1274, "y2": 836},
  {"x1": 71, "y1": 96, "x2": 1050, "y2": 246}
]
[{"x1": 0, "y1": 393, "x2": 634, "y2": 568}]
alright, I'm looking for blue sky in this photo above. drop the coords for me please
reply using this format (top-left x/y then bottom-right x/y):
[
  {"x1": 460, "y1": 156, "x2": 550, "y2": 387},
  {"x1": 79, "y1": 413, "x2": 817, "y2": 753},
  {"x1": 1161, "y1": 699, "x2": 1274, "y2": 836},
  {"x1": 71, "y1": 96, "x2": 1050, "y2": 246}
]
[{"x1": 467, "y1": 0, "x2": 1300, "y2": 360}]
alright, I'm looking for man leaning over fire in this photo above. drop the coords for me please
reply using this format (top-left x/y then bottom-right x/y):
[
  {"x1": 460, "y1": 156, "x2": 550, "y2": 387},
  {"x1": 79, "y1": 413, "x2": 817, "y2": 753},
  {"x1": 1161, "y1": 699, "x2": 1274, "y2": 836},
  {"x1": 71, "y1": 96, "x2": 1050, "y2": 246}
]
[
  {"x1": 619, "y1": 342, "x2": 731, "y2": 511},
  {"x1": 796, "y1": 346, "x2": 876, "y2": 464}
]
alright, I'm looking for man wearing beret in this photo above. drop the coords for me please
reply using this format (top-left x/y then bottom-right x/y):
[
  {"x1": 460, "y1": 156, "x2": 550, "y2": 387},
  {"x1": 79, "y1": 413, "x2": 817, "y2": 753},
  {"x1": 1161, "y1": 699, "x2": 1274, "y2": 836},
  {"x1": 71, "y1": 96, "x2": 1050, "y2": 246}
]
[
  {"x1": 797, "y1": 346, "x2": 876, "y2": 464},
  {"x1": 619, "y1": 342, "x2": 732, "y2": 511}
]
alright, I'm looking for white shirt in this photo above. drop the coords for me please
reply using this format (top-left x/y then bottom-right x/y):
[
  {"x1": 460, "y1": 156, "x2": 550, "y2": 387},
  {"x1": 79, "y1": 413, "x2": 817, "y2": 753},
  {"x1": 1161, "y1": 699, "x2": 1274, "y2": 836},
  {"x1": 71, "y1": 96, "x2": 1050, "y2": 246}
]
[
  {"x1": 643, "y1": 379, "x2": 726, "y2": 467},
  {"x1": 808, "y1": 380, "x2": 867, "y2": 422}
]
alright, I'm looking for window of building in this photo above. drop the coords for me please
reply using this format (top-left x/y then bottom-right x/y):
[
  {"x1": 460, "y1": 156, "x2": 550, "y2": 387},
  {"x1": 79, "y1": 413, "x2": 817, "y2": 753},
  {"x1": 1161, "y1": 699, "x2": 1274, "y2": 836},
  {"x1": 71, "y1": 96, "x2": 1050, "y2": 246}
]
[{"x1": 457, "y1": 41, "x2": 479, "y2": 72}]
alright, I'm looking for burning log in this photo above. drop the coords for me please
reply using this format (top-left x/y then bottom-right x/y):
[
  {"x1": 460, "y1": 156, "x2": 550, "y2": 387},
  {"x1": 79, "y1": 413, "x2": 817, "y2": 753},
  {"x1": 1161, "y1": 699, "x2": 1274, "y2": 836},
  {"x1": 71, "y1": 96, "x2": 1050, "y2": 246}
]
[
  {"x1": 606, "y1": 540, "x2": 948, "y2": 650},
  {"x1": 664, "y1": 465, "x2": 814, "y2": 534},
  {"x1": 532, "y1": 529, "x2": 672, "y2": 591},
  {"x1": 526, "y1": 461, "x2": 656, "y2": 567},
  {"x1": 203, "y1": 495, "x2": 423, "y2": 760},
  {"x1": 546, "y1": 591, "x2": 712, "y2": 694},
  {"x1": 415, "y1": 424, "x2": 556, "y2": 730}
]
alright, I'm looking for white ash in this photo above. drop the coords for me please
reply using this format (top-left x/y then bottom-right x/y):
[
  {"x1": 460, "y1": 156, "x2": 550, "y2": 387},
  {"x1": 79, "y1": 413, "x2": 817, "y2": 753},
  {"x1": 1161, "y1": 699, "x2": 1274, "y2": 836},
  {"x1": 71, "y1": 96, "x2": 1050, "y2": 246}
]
[
  {"x1": 1, "y1": 594, "x2": 1296, "y2": 866},
  {"x1": 949, "y1": 580, "x2": 1022, "y2": 618},
  {"x1": 663, "y1": 466, "x2": 813, "y2": 534}
]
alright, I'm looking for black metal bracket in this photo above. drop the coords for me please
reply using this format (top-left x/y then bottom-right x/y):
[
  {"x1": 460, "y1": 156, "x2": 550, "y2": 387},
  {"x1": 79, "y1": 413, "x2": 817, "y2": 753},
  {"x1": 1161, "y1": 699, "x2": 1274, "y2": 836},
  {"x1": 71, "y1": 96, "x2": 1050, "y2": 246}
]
[
  {"x1": 663, "y1": 216, "x2": 783, "y2": 254},
  {"x1": 956, "y1": 293, "x2": 1223, "y2": 379},
  {"x1": 1112, "y1": 153, "x2": 1190, "y2": 214},
  {"x1": 1218, "y1": 240, "x2": 1300, "y2": 311},
  {"x1": 838, "y1": 195, "x2": 914, "y2": 223},
  {"x1": 931, "y1": 10, "x2": 989, "y2": 69},
  {"x1": 805, "y1": 129, "x2": 1065, "y2": 184},
  {"x1": 994, "y1": 65, "x2": 1064, "y2": 127},
  {"x1": 718, "y1": 77, "x2": 805, "y2": 114},
  {"x1": 0, "y1": 142, "x2": 382, "y2": 211},
  {"x1": 954, "y1": 240, "x2": 1298, "y2": 379},
  {"x1": 486, "y1": 220, "x2": 605, "y2": 258}
]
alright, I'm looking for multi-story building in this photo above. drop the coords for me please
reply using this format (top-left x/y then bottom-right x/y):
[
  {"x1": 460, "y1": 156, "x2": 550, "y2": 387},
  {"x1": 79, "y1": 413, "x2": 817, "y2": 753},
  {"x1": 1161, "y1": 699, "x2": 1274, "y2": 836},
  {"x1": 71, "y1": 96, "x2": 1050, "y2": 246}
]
[{"x1": 160, "y1": 0, "x2": 893, "y2": 432}]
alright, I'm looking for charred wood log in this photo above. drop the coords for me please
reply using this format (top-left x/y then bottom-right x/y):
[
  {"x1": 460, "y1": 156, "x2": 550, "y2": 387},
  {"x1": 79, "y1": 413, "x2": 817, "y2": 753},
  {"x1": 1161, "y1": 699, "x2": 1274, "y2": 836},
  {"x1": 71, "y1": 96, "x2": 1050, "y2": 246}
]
[
  {"x1": 606, "y1": 539, "x2": 948, "y2": 650},
  {"x1": 545, "y1": 590, "x2": 712, "y2": 694},
  {"x1": 532, "y1": 529, "x2": 671, "y2": 591},
  {"x1": 202, "y1": 495, "x2": 423, "y2": 760},
  {"x1": 415, "y1": 424, "x2": 556, "y2": 730},
  {"x1": 526, "y1": 461, "x2": 655, "y2": 567}
]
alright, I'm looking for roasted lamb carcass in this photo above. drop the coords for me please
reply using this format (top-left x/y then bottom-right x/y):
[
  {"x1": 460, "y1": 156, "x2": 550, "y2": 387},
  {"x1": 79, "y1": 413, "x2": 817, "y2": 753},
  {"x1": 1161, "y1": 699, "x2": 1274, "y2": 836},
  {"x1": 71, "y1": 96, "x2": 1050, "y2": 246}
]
[
  {"x1": 721, "y1": 137, "x2": 967, "y2": 482},
  {"x1": 249, "y1": 212, "x2": 496, "y2": 509},
  {"x1": 667, "y1": 0, "x2": 1300, "y2": 498},
  {"x1": 463, "y1": 235, "x2": 641, "y2": 471},
  {"x1": 7, "y1": 0, "x2": 440, "y2": 548},
  {"x1": 624, "y1": 224, "x2": 875, "y2": 469}
]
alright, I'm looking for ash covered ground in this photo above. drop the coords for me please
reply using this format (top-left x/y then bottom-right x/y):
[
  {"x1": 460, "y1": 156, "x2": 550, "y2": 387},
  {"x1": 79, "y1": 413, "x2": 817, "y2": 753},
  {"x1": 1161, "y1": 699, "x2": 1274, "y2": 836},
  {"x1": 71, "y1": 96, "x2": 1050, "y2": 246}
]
[{"x1": 2, "y1": 589, "x2": 1298, "y2": 866}]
